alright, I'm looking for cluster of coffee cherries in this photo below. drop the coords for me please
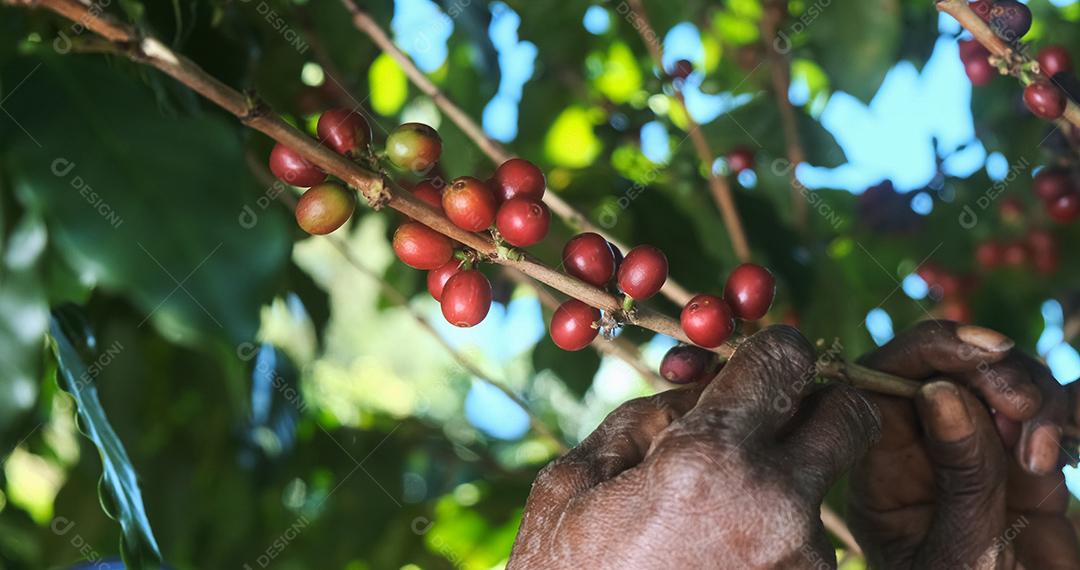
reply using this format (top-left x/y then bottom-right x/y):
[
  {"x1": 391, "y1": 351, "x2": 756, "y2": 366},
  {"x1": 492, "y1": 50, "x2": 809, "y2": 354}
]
[
  {"x1": 916, "y1": 264, "x2": 977, "y2": 323},
  {"x1": 975, "y1": 224, "x2": 1059, "y2": 275},
  {"x1": 1031, "y1": 162, "x2": 1080, "y2": 223},
  {"x1": 959, "y1": 0, "x2": 1075, "y2": 121}
]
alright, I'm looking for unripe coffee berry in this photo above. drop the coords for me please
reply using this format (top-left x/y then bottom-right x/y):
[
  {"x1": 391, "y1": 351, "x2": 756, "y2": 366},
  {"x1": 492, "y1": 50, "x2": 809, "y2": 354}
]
[
  {"x1": 723, "y1": 263, "x2": 776, "y2": 320},
  {"x1": 269, "y1": 143, "x2": 326, "y2": 187},
  {"x1": 295, "y1": 182, "x2": 356, "y2": 235},
  {"x1": 496, "y1": 197, "x2": 550, "y2": 247},
  {"x1": 392, "y1": 222, "x2": 454, "y2": 269},
  {"x1": 317, "y1": 109, "x2": 372, "y2": 156},
  {"x1": 617, "y1": 245, "x2": 668, "y2": 300},
  {"x1": 681, "y1": 294, "x2": 735, "y2": 348},
  {"x1": 443, "y1": 176, "x2": 498, "y2": 232},
  {"x1": 440, "y1": 270, "x2": 492, "y2": 328},
  {"x1": 659, "y1": 345, "x2": 716, "y2": 384},
  {"x1": 492, "y1": 158, "x2": 546, "y2": 202},
  {"x1": 562, "y1": 233, "x2": 616, "y2": 288},
  {"x1": 427, "y1": 260, "x2": 463, "y2": 301},
  {"x1": 386, "y1": 123, "x2": 442, "y2": 172},
  {"x1": 550, "y1": 299, "x2": 600, "y2": 351}
]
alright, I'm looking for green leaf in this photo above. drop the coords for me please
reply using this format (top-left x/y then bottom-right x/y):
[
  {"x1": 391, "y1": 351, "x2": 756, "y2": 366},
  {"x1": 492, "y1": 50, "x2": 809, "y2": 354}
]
[
  {"x1": 804, "y1": 0, "x2": 901, "y2": 103},
  {"x1": 2, "y1": 55, "x2": 290, "y2": 346},
  {"x1": 48, "y1": 316, "x2": 163, "y2": 569}
]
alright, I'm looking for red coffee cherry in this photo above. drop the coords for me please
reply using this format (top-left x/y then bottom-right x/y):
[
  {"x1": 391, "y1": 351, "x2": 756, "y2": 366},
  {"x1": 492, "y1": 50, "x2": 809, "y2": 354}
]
[
  {"x1": 1033, "y1": 169, "x2": 1072, "y2": 202},
  {"x1": 989, "y1": 0, "x2": 1032, "y2": 42},
  {"x1": 727, "y1": 147, "x2": 755, "y2": 174},
  {"x1": 295, "y1": 182, "x2": 356, "y2": 235},
  {"x1": 941, "y1": 298, "x2": 972, "y2": 323},
  {"x1": 440, "y1": 270, "x2": 492, "y2": 328},
  {"x1": 1047, "y1": 192, "x2": 1080, "y2": 223},
  {"x1": 975, "y1": 241, "x2": 1004, "y2": 270},
  {"x1": 969, "y1": 0, "x2": 992, "y2": 22},
  {"x1": 496, "y1": 197, "x2": 550, "y2": 247},
  {"x1": 1028, "y1": 229, "x2": 1058, "y2": 274},
  {"x1": 392, "y1": 222, "x2": 454, "y2": 269},
  {"x1": 1024, "y1": 81, "x2": 1066, "y2": 120},
  {"x1": 550, "y1": 299, "x2": 600, "y2": 351},
  {"x1": 964, "y1": 57, "x2": 995, "y2": 86},
  {"x1": 492, "y1": 158, "x2": 546, "y2": 202},
  {"x1": 427, "y1": 260, "x2": 462, "y2": 301},
  {"x1": 1038, "y1": 45, "x2": 1073, "y2": 78},
  {"x1": 411, "y1": 179, "x2": 445, "y2": 212},
  {"x1": 386, "y1": 123, "x2": 442, "y2": 172},
  {"x1": 317, "y1": 108, "x2": 372, "y2": 156},
  {"x1": 723, "y1": 263, "x2": 776, "y2": 320},
  {"x1": 1003, "y1": 242, "x2": 1029, "y2": 266},
  {"x1": 669, "y1": 59, "x2": 694, "y2": 80},
  {"x1": 680, "y1": 294, "x2": 735, "y2": 348},
  {"x1": 442, "y1": 176, "x2": 498, "y2": 232},
  {"x1": 562, "y1": 232, "x2": 616, "y2": 288},
  {"x1": 617, "y1": 245, "x2": 668, "y2": 301},
  {"x1": 659, "y1": 345, "x2": 715, "y2": 384},
  {"x1": 269, "y1": 143, "x2": 326, "y2": 187}
]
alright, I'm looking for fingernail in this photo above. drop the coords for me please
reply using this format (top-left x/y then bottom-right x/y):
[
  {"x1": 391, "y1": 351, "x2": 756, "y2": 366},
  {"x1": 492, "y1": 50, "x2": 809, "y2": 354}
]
[
  {"x1": 919, "y1": 381, "x2": 975, "y2": 442},
  {"x1": 1024, "y1": 423, "x2": 1062, "y2": 475},
  {"x1": 957, "y1": 325, "x2": 1014, "y2": 353}
]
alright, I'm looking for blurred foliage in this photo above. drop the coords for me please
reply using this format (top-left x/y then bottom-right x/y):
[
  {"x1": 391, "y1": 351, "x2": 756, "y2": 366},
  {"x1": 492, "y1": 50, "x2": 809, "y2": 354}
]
[{"x1": 0, "y1": 0, "x2": 1077, "y2": 568}]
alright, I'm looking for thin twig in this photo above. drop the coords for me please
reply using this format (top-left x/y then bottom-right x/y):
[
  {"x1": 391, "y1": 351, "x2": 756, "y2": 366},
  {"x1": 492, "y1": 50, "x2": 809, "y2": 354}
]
[
  {"x1": 338, "y1": 0, "x2": 696, "y2": 304},
  {"x1": 624, "y1": 0, "x2": 752, "y2": 263}
]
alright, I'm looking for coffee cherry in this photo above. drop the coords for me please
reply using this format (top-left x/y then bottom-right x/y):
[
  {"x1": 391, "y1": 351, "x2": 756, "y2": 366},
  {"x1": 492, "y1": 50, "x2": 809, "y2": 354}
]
[
  {"x1": 1047, "y1": 192, "x2": 1080, "y2": 223},
  {"x1": 1038, "y1": 46, "x2": 1073, "y2": 78},
  {"x1": 427, "y1": 260, "x2": 462, "y2": 301},
  {"x1": 1027, "y1": 229, "x2": 1058, "y2": 273},
  {"x1": 492, "y1": 158, "x2": 546, "y2": 202},
  {"x1": 1003, "y1": 242, "x2": 1029, "y2": 266},
  {"x1": 659, "y1": 345, "x2": 716, "y2": 384},
  {"x1": 617, "y1": 246, "x2": 668, "y2": 301},
  {"x1": 269, "y1": 143, "x2": 326, "y2": 187},
  {"x1": 1033, "y1": 169, "x2": 1072, "y2": 202},
  {"x1": 680, "y1": 294, "x2": 735, "y2": 348},
  {"x1": 392, "y1": 222, "x2": 454, "y2": 269},
  {"x1": 550, "y1": 299, "x2": 600, "y2": 351},
  {"x1": 411, "y1": 179, "x2": 445, "y2": 212},
  {"x1": 975, "y1": 241, "x2": 1004, "y2": 269},
  {"x1": 964, "y1": 57, "x2": 995, "y2": 86},
  {"x1": 295, "y1": 182, "x2": 355, "y2": 235},
  {"x1": 727, "y1": 147, "x2": 755, "y2": 174},
  {"x1": 969, "y1": 0, "x2": 992, "y2": 22},
  {"x1": 562, "y1": 232, "x2": 616, "y2": 288},
  {"x1": 443, "y1": 176, "x2": 498, "y2": 232},
  {"x1": 941, "y1": 298, "x2": 972, "y2": 323},
  {"x1": 496, "y1": 197, "x2": 550, "y2": 247},
  {"x1": 317, "y1": 109, "x2": 372, "y2": 156},
  {"x1": 723, "y1": 263, "x2": 776, "y2": 320},
  {"x1": 386, "y1": 123, "x2": 442, "y2": 172},
  {"x1": 989, "y1": 0, "x2": 1031, "y2": 42},
  {"x1": 670, "y1": 59, "x2": 694, "y2": 80},
  {"x1": 1024, "y1": 82, "x2": 1066, "y2": 120},
  {"x1": 440, "y1": 270, "x2": 492, "y2": 328}
]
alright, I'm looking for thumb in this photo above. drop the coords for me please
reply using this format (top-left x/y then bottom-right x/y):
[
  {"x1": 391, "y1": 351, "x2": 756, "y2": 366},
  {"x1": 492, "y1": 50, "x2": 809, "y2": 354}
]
[{"x1": 913, "y1": 381, "x2": 1008, "y2": 568}]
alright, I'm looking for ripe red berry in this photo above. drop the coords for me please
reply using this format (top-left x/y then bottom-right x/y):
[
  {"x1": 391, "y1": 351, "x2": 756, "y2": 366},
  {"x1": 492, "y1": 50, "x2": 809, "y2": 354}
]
[
  {"x1": 1047, "y1": 192, "x2": 1080, "y2": 223},
  {"x1": 495, "y1": 197, "x2": 550, "y2": 247},
  {"x1": 1024, "y1": 82, "x2": 1066, "y2": 120},
  {"x1": 989, "y1": 0, "x2": 1032, "y2": 42},
  {"x1": 550, "y1": 299, "x2": 600, "y2": 351},
  {"x1": 427, "y1": 260, "x2": 462, "y2": 301},
  {"x1": 969, "y1": 0, "x2": 992, "y2": 22},
  {"x1": 1028, "y1": 230, "x2": 1058, "y2": 273},
  {"x1": 670, "y1": 59, "x2": 694, "y2": 80},
  {"x1": 269, "y1": 143, "x2": 326, "y2": 187},
  {"x1": 958, "y1": 39, "x2": 986, "y2": 62},
  {"x1": 1038, "y1": 45, "x2": 1073, "y2": 78},
  {"x1": 295, "y1": 182, "x2": 356, "y2": 235},
  {"x1": 727, "y1": 147, "x2": 755, "y2": 174},
  {"x1": 659, "y1": 345, "x2": 715, "y2": 384},
  {"x1": 723, "y1": 263, "x2": 776, "y2": 320},
  {"x1": 1027, "y1": 228, "x2": 1055, "y2": 253},
  {"x1": 941, "y1": 298, "x2": 972, "y2": 323},
  {"x1": 411, "y1": 179, "x2": 445, "y2": 212},
  {"x1": 680, "y1": 294, "x2": 735, "y2": 348},
  {"x1": 975, "y1": 241, "x2": 1004, "y2": 269},
  {"x1": 617, "y1": 246, "x2": 668, "y2": 301},
  {"x1": 1002, "y1": 242, "x2": 1029, "y2": 266},
  {"x1": 440, "y1": 270, "x2": 492, "y2": 328},
  {"x1": 392, "y1": 222, "x2": 454, "y2": 269},
  {"x1": 492, "y1": 158, "x2": 546, "y2": 202},
  {"x1": 562, "y1": 232, "x2": 616, "y2": 288},
  {"x1": 1033, "y1": 169, "x2": 1072, "y2": 202},
  {"x1": 317, "y1": 109, "x2": 372, "y2": 156},
  {"x1": 443, "y1": 176, "x2": 498, "y2": 232},
  {"x1": 964, "y1": 56, "x2": 995, "y2": 86},
  {"x1": 386, "y1": 123, "x2": 442, "y2": 172}
]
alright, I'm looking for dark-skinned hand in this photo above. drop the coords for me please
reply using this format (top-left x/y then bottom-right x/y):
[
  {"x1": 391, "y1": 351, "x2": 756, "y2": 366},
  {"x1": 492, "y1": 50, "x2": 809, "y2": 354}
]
[
  {"x1": 508, "y1": 326, "x2": 882, "y2": 569},
  {"x1": 849, "y1": 320, "x2": 1080, "y2": 569}
]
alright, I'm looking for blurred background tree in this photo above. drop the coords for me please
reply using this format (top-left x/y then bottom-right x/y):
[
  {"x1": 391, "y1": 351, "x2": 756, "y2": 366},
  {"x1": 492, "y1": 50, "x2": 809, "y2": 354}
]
[{"x1": 0, "y1": 0, "x2": 1079, "y2": 568}]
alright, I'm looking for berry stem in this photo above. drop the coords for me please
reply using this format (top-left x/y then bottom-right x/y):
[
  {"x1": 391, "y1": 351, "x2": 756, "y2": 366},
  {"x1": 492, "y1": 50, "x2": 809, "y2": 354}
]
[
  {"x1": 621, "y1": 295, "x2": 636, "y2": 313},
  {"x1": 338, "y1": 0, "x2": 700, "y2": 305},
  {"x1": 936, "y1": 0, "x2": 1080, "y2": 128}
]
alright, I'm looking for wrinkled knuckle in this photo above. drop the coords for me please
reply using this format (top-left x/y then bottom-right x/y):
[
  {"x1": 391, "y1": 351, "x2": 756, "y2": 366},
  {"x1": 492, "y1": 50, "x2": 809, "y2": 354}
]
[
  {"x1": 831, "y1": 385, "x2": 884, "y2": 445},
  {"x1": 532, "y1": 460, "x2": 588, "y2": 499}
]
